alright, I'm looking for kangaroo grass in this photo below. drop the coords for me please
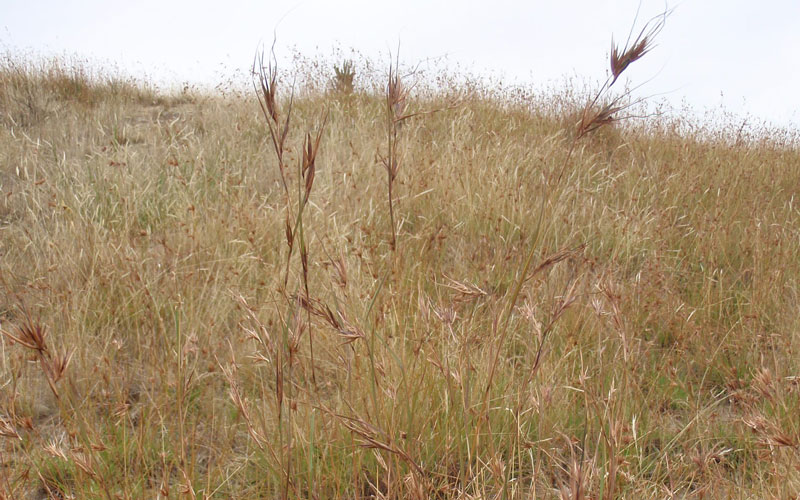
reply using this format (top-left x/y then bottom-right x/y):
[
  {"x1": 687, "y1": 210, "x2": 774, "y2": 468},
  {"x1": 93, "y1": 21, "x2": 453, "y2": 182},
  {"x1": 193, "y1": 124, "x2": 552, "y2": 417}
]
[
  {"x1": 477, "y1": 10, "x2": 670, "y2": 498},
  {"x1": 380, "y1": 50, "x2": 458, "y2": 252},
  {"x1": 4, "y1": 8, "x2": 799, "y2": 497},
  {"x1": 252, "y1": 41, "x2": 329, "y2": 499}
]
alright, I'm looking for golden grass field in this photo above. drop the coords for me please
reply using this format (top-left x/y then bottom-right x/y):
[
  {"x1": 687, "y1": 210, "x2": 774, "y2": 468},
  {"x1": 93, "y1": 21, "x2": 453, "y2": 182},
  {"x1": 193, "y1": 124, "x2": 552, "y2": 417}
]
[{"x1": 1, "y1": 33, "x2": 799, "y2": 499}]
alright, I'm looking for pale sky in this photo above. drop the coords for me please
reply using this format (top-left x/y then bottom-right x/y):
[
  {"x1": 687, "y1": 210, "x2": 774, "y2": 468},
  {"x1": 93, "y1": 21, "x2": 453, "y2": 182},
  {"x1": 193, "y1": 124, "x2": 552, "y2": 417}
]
[{"x1": 3, "y1": 1, "x2": 799, "y2": 130}]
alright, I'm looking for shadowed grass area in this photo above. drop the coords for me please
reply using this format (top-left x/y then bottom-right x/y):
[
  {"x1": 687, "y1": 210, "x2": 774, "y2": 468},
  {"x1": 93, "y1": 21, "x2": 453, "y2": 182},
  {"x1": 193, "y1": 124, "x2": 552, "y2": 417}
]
[{"x1": 0, "y1": 37, "x2": 799, "y2": 499}]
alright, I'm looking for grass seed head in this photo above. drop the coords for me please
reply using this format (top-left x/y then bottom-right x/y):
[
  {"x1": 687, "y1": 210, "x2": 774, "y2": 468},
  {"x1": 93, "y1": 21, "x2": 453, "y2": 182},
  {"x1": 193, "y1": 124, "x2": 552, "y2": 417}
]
[
  {"x1": 609, "y1": 11, "x2": 667, "y2": 86},
  {"x1": 3, "y1": 313, "x2": 49, "y2": 352},
  {"x1": 577, "y1": 101, "x2": 622, "y2": 138},
  {"x1": 388, "y1": 65, "x2": 409, "y2": 121}
]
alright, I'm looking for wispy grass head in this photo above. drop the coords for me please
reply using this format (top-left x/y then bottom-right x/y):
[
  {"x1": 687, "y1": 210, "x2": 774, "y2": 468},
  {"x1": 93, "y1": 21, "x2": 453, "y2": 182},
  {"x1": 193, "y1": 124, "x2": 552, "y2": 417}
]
[
  {"x1": 571, "y1": 8, "x2": 670, "y2": 141},
  {"x1": 387, "y1": 62, "x2": 409, "y2": 122},
  {"x1": 577, "y1": 101, "x2": 623, "y2": 139},
  {"x1": 610, "y1": 10, "x2": 668, "y2": 86}
]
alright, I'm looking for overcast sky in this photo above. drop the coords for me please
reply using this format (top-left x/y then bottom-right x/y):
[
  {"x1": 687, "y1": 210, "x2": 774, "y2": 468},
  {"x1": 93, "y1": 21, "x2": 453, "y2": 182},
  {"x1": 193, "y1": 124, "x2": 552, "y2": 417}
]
[{"x1": 2, "y1": 0, "x2": 799, "y2": 130}]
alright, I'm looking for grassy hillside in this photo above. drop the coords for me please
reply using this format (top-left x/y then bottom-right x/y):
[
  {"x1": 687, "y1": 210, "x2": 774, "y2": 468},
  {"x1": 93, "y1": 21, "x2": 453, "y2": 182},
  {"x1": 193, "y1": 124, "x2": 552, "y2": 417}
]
[{"x1": 1, "y1": 50, "x2": 799, "y2": 499}]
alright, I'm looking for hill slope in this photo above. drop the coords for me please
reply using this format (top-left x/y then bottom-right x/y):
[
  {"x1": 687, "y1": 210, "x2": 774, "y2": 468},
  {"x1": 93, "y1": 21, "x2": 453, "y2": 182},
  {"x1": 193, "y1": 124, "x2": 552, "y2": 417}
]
[{"x1": 1, "y1": 57, "x2": 799, "y2": 499}]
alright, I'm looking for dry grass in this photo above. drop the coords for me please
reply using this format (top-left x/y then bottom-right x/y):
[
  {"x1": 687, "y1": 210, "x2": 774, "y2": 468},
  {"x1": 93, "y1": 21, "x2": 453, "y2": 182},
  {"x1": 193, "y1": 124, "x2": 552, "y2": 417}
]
[{"x1": 1, "y1": 29, "x2": 800, "y2": 499}]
